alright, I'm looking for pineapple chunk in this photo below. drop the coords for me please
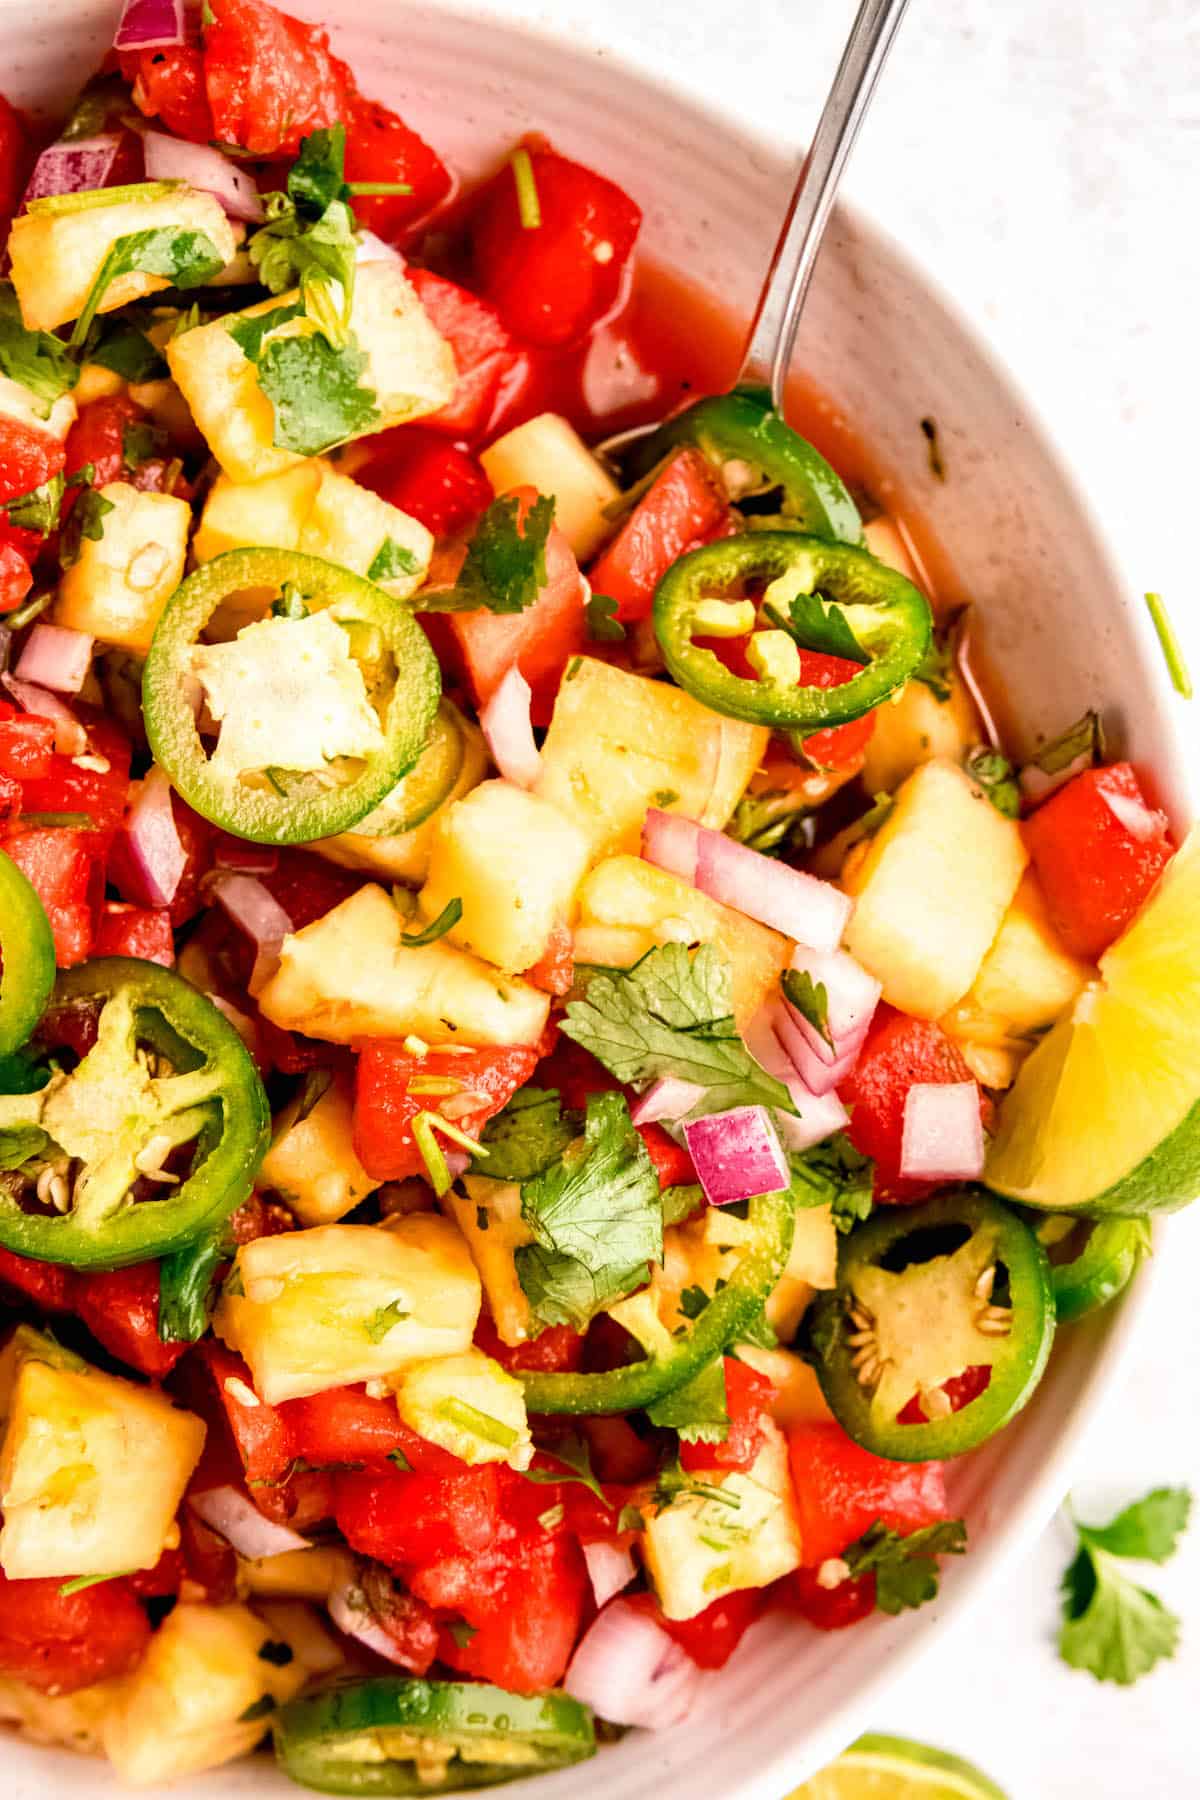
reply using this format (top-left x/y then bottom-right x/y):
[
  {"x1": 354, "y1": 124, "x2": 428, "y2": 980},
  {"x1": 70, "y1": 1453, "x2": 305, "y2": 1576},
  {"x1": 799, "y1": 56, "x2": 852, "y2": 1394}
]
[
  {"x1": 193, "y1": 463, "x2": 324, "y2": 563},
  {"x1": 537, "y1": 657, "x2": 767, "y2": 859},
  {"x1": 256, "y1": 882, "x2": 550, "y2": 1046},
  {"x1": 575, "y1": 855, "x2": 788, "y2": 1025},
  {"x1": 9, "y1": 188, "x2": 237, "y2": 332},
  {"x1": 252, "y1": 1600, "x2": 343, "y2": 1679},
  {"x1": 0, "y1": 375, "x2": 76, "y2": 441},
  {"x1": 317, "y1": 710, "x2": 488, "y2": 887},
  {"x1": 300, "y1": 466, "x2": 433, "y2": 599},
  {"x1": 73, "y1": 361, "x2": 126, "y2": 405},
  {"x1": 843, "y1": 758, "x2": 1028, "y2": 1020},
  {"x1": 239, "y1": 1544, "x2": 354, "y2": 1602},
  {"x1": 214, "y1": 1216, "x2": 481, "y2": 1404},
  {"x1": 259, "y1": 1072, "x2": 378, "y2": 1226},
  {"x1": 643, "y1": 1419, "x2": 803, "y2": 1620},
  {"x1": 54, "y1": 482, "x2": 190, "y2": 655},
  {"x1": 0, "y1": 1674, "x2": 123, "y2": 1755},
  {"x1": 479, "y1": 413, "x2": 620, "y2": 560},
  {"x1": 391, "y1": 1347, "x2": 533, "y2": 1470},
  {"x1": 734, "y1": 1345, "x2": 834, "y2": 1429},
  {"x1": 420, "y1": 779, "x2": 592, "y2": 973},
  {"x1": 0, "y1": 1335, "x2": 204, "y2": 1579},
  {"x1": 950, "y1": 869, "x2": 1096, "y2": 1038},
  {"x1": 101, "y1": 1602, "x2": 307, "y2": 1786},
  {"x1": 860, "y1": 673, "x2": 980, "y2": 796},
  {"x1": 445, "y1": 1176, "x2": 535, "y2": 1346},
  {"x1": 765, "y1": 1203, "x2": 838, "y2": 1339},
  {"x1": 167, "y1": 263, "x2": 455, "y2": 483},
  {"x1": 127, "y1": 377, "x2": 205, "y2": 451}
]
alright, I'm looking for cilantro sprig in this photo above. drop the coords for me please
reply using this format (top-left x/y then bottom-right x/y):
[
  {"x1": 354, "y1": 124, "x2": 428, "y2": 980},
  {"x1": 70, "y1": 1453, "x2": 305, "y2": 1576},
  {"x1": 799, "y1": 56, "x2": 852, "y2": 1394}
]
[
  {"x1": 964, "y1": 746, "x2": 1020, "y2": 818},
  {"x1": 472, "y1": 1087, "x2": 575, "y2": 1182},
  {"x1": 787, "y1": 1132, "x2": 874, "y2": 1233},
  {"x1": 68, "y1": 228, "x2": 226, "y2": 353},
  {"x1": 421, "y1": 493, "x2": 557, "y2": 616},
  {"x1": 562, "y1": 942, "x2": 794, "y2": 1118},
  {"x1": 0, "y1": 284, "x2": 78, "y2": 414},
  {"x1": 516, "y1": 1090, "x2": 662, "y2": 1331},
  {"x1": 1058, "y1": 1486, "x2": 1191, "y2": 1685},
  {"x1": 843, "y1": 1517, "x2": 968, "y2": 1614}
]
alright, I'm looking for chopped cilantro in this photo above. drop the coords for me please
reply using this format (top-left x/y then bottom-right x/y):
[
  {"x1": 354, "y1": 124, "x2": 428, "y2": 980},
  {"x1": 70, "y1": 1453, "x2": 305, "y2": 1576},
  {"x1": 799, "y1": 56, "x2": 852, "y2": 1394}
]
[
  {"x1": 368, "y1": 537, "x2": 421, "y2": 584},
  {"x1": 786, "y1": 1132, "x2": 874, "y2": 1233},
  {"x1": 912, "y1": 629, "x2": 954, "y2": 702},
  {"x1": 122, "y1": 419, "x2": 162, "y2": 470},
  {"x1": 1145, "y1": 593, "x2": 1192, "y2": 700},
  {"x1": 562, "y1": 942, "x2": 794, "y2": 1117},
  {"x1": 0, "y1": 285, "x2": 78, "y2": 414},
  {"x1": 362, "y1": 1299, "x2": 411, "y2": 1342},
  {"x1": 964, "y1": 745, "x2": 1020, "y2": 818},
  {"x1": 765, "y1": 589, "x2": 866, "y2": 664},
  {"x1": 68, "y1": 227, "x2": 227, "y2": 353},
  {"x1": 57, "y1": 1569, "x2": 135, "y2": 1596},
  {"x1": 387, "y1": 1446, "x2": 413, "y2": 1472},
  {"x1": 437, "y1": 1396, "x2": 518, "y2": 1451},
  {"x1": 516, "y1": 1090, "x2": 662, "y2": 1331},
  {"x1": 1058, "y1": 1486, "x2": 1191, "y2": 1685},
  {"x1": 585, "y1": 591, "x2": 626, "y2": 641},
  {"x1": 617, "y1": 1504, "x2": 646, "y2": 1533},
  {"x1": 6, "y1": 475, "x2": 64, "y2": 536},
  {"x1": 438, "y1": 492, "x2": 556, "y2": 615},
  {"x1": 678, "y1": 1285, "x2": 711, "y2": 1322},
  {"x1": 1027, "y1": 710, "x2": 1104, "y2": 779},
  {"x1": 781, "y1": 967, "x2": 833, "y2": 1051},
  {"x1": 60, "y1": 488, "x2": 115, "y2": 570},
  {"x1": 83, "y1": 314, "x2": 167, "y2": 382},
  {"x1": 471, "y1": 1086, "x2": 576, "y2": 1182},
  {"x1": 400, "y1": 898, "x2": 462, "y2": 947},
  {"x1": 843, "y1": 1516, "x2": 967, "y2": 1614},
  {"x1": 725, "y1": 787, "x2": 814, "y2": 859},
  {"x1": 516, "y1": 1433, "x2": 607, "y2": 1503},
  {"x1": 448, "y1": 1620, "x2": 478, "y2": 1649},
  {"x1": 510, "y1": 148, "x2": 542, "y2": 230},
  {"x1": 239, "y1": 328, "x2": 380, "y2": 457}
]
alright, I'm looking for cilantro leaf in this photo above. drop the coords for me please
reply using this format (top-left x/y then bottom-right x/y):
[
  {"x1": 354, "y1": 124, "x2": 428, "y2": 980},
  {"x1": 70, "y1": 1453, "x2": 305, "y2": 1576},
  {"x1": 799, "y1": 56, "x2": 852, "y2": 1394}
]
[
  {"x1": 965, "y1": 746, "x2": 1020, "y2": 819},
  {"x1": 472, "y1": 1087, "x2": 576, "y2": 1182},
  {"x1": 562, "y1": 942, "x2": 794, "y2": 1117},
  {"x1": 678, "y1": 1285, "x2": 711, "y2": 1321},
  {"x1": 60, "y1": 488, "x2": 115, "y2": 569},
  {"x1": 787, "y1": 1133, "x2": 874, "y2": 1233},
  {"x1": 647, "y1": 1356, "x2": 729, "y2": 1444},
  {"x1": 0, "y1": 284, "x2": 78, "y2": 414},
  {"x1": 1028, "y1": 709, "x2": 1104, "y2": 779},
  {"x1": 447, "y1": 493, "x2": 556, "y2": 615},
  {"x1": 844, "y1": 1517, "x2": 967, "y2": 1615},
  {"x1": 246, "y1": 331, "x2": 380, "y2": 457},
  {"x1": 913, "y1": 629, "x2": 954, "y2": 702},
  {"x1": 726, "y1": 787, "x2": 814, "y2": 859},
  {"x1": 1076, "y1": 1487, "x2": 1192, "y2": 1564},
  {"x1": 6, "y1": 475, "x2": 64, "y2": 536},
  {"x1": 82, "y1": 314, "x2": 167, "y2": 383},
  {"x1": 516, "y1": 1090, "x2": 662, "y2": 1331},
  {"x1": 766, "y1": 589, "x2": 866, "y2": 663},
  {"x1": 517, "y1": 1432, "x2": 606, "y2": 1502},
  {"x1": 1057, "y1": 1486, "x2": 1190, "y2": 1684},
  {"x1": 585, "y1": 592, "x2": 626, "y2": 641},
  {"x1": 400, "y1": 897, "x2": 462, "y2": 947},
  {"x1": 368, "y1": 538, "x2": 421, "y2": 584},
  {"x1": 69, "y1": 228, "x2": 227, "y2": 352},
  {"x1": 781, "y1": 967, "x2": 833, "y2": 1051},
  {"x1": 288, "y1": 125, "x2": 351, "y2": 219},
  {"x1": 362, "y1": 1299, "x2": 410, "y2": 1342}
]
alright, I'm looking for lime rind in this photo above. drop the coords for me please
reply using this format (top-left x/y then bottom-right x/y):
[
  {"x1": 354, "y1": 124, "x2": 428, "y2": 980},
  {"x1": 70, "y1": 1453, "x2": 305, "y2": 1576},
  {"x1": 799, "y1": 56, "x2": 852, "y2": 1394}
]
[{"x1": 791, "y1": 1732, "x2": 1009, "y2": 1800}]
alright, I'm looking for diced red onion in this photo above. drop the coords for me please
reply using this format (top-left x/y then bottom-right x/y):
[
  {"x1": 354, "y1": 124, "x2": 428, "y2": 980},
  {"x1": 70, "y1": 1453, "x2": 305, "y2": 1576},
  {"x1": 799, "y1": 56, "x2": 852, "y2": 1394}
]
[
  {"x1": 23, "y1": 135, "x2": 122, "y2": 207},
  {"x1": 641, "y1": 808, "x2": 701, "y2": 882},
  {"x1": 773, "y1": 1000, "x2": 866, "y2": 1098},
  {"x1": 119, "y1": 766, "x2": 187, "y2": 908},
  {"x1": 328, "y1": 1575, "x2": 417, "y2": 1664},
  {"x1": 189, "y1": 1486, "x2": 308, "y2": 1559},
  {"x1": 1, "y1": 673, "x2": 87, "y2": 755},
  {"x1": 1020, "y1": 751, "x2": 1094, "y2": 805},
  {"x1": 14, "y1": 623, "x2": 94, "y2": 696},
  {"x1": 783, "y1": 945, "x2": 880, "y2": 1070},
  {"x1": 480, "y1": 664, "x2": 541, "y2": 788},
  {"x1": 142, "y1": 130, "x2": 264, "y2": 224},
  {"x1": 684, "y1": 1104, "x2": 790, "y2": 1207},
  {"x1": 113, "y1": 0, "x2": 184, "y2": 49},
  {"x1": 1100, "y1": 785, "x2": 1167, "y2": 843},
  {"x1": 899, "y1": 1080, "x2": 984, "y2": 1181},
  {"x1": 214, "y1": 838, "x2": 279, "y2": 875},
  {"x1": 207, "y1": 872, "x2": 293, "y2": 995},
  {"x1": 582, "y1": 1541, "x2": 637, "y2": 1611},
  {"x1": 744, "y1": 1002, "x2": 851, "y2": 1148},
  {"x1": 443, "y1": 1148, "x2": 471, "y2": 1182},
  {"x1": 629, "y1": 1076, "x2": 706, "y2": 1127},
  {"x1": 566, "y1": 1599, "x2": 702, "y2": 1730},
  {"x1": 693, "y1": 828, "x2": 851, "y2": 951}
]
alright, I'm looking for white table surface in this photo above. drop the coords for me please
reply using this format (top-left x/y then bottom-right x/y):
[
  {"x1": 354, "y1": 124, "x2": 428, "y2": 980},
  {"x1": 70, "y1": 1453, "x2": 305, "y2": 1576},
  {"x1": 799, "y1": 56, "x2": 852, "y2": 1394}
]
[{"x1": 475, "y1": 2, "x2": 1200, "y2": 1793}]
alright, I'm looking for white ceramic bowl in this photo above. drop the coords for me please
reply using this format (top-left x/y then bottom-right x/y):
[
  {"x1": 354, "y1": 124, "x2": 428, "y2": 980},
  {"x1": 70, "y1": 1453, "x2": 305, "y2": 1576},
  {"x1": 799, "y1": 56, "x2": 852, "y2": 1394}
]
[{"x1": 2, "y1": 5, "x2": 1193, "y2": 1798}]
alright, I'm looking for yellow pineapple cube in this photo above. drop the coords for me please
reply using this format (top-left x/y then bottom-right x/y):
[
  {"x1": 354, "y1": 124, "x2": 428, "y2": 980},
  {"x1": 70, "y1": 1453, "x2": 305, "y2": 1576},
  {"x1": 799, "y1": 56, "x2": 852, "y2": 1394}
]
[
  {"x1": 479, "y1": 413, "x2": 620, "y2": 560},
  {"x1": 55, "y1": 482, "x2": 190, "y2": 655},
  {"x1": 259, "y1": 1072, "x2": 378, "y2": 1227}
]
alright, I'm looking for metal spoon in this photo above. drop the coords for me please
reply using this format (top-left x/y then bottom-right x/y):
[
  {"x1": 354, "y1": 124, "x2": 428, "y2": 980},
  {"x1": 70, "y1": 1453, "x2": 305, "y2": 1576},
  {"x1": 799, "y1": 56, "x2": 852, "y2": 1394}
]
[{"x1": 600, "y1": 0, "x2": 912, "y2": 458}]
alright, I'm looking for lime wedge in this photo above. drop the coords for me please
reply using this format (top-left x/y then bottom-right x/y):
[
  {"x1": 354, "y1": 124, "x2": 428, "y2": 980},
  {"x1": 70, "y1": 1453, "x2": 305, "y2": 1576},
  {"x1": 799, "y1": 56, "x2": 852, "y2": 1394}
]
[
  {"x1": 789, "y1": 1733, "x2": 1008, "y2": 1800},
  {"x1": 985, "y1": 826, "x2": 1200, "y2": 1213}
]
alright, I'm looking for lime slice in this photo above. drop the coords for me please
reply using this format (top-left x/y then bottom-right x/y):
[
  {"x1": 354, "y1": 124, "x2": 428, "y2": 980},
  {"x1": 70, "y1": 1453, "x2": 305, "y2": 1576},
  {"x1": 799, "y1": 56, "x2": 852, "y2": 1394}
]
[
  {"x1": 985, "y1": 826, "x2": 1200, "y2": 1213},
  {"x1": 789, "y1": 1733, "x2": 1008, "y2": 1800}
]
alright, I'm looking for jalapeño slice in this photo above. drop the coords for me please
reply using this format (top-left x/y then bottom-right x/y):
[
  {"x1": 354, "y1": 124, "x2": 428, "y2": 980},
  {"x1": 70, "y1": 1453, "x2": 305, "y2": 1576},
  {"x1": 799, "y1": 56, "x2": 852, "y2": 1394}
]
[
  {"x1": 0, "y1": 848, "x2": 56, "y2": 1056},
  {"x1": 272, "y1": 1678, "x2": 596, "y2": 1795},
  {"x1": 0, "y1": 958, "x2": 269, "y2": 1267},
  {"x1": 810, "y1": 1190, "x2": 1055, "y2": 1461},
  {"x1": 143, "y1": 548, "x2": 440, "y2": 845},
  {"x1": 1042, "y1": 1215, "x2": 1151, "y2": 1323}
]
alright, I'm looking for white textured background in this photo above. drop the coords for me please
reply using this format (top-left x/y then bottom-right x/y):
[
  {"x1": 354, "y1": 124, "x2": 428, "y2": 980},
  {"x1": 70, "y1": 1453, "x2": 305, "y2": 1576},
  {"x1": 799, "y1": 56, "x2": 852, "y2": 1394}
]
[{"x1": 475, "y1": 2, "x2": 1200, "y2": 1794}]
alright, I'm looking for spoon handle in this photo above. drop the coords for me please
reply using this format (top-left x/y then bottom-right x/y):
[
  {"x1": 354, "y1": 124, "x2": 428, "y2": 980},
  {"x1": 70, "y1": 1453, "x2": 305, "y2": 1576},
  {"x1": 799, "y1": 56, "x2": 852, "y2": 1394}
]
[{"x1": 739, "y1": 0, "x2": 912, "y2": 411}]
